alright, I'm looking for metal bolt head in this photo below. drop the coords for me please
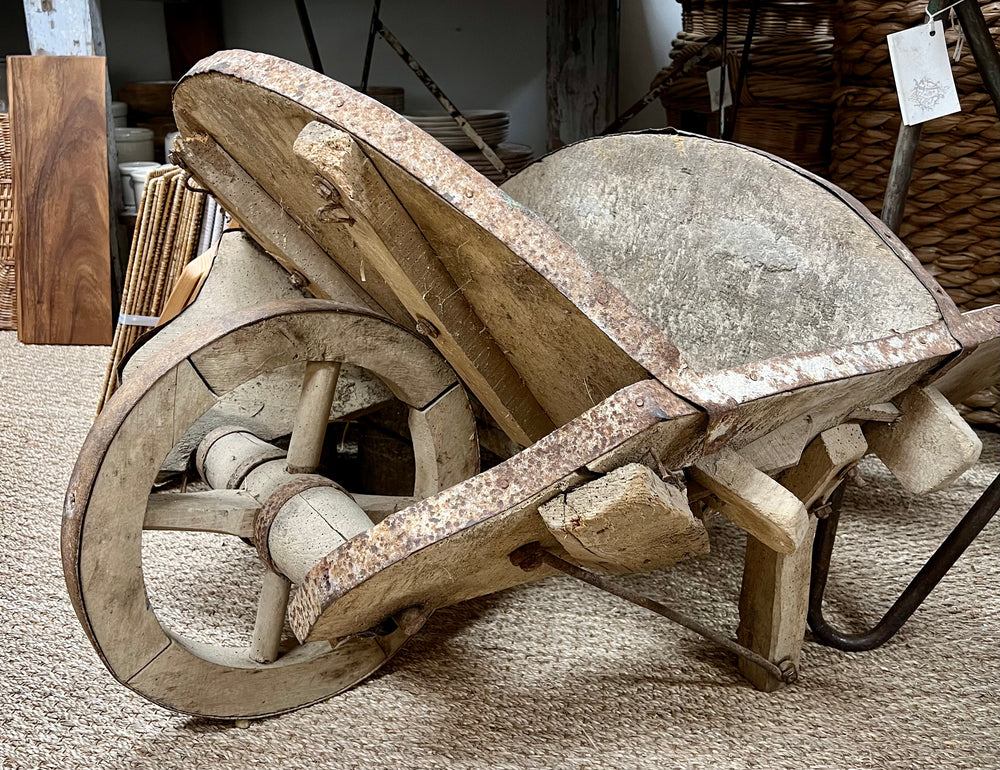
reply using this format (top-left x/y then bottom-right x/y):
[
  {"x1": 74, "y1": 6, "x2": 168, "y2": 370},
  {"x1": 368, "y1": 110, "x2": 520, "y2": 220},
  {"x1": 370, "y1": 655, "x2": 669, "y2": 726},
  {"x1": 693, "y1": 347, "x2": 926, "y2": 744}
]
[
  {"x1": 778, "y1": 658, "x2": 798, "y2": 684},
  {"x1": 415, "y1": 317, "x2": 440, "y2": 339},
  {"x1": 312, "y1": 174, "x2": 340, "y2": 202}
]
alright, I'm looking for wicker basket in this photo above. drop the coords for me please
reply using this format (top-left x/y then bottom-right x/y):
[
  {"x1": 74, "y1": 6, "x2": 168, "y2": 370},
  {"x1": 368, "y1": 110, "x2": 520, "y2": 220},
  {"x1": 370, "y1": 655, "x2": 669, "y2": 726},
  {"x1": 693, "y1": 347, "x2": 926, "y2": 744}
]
[
  {"x1": 1, "y1": 113, "x2": 15, "y2": 331},
  {"x1": 831, "y1": 0, "x2": 999, "y2": 426},
  {"x1": 660, "y1": 1, "x2": 839, "y2": 176}
]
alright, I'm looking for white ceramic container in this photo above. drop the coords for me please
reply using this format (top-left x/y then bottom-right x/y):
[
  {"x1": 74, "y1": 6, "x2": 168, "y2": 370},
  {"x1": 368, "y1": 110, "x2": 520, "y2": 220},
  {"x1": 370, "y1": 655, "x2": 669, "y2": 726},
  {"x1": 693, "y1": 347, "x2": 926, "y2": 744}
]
[
  {"x1": 115, "y1": 127, "x2": 154, "y2": 163},
  {"x1": 118, "y1": 161, "x2": 159, "y2": 212},
  {"x1": 111, "y1": 101, "x2": 128, "y2": 128}
]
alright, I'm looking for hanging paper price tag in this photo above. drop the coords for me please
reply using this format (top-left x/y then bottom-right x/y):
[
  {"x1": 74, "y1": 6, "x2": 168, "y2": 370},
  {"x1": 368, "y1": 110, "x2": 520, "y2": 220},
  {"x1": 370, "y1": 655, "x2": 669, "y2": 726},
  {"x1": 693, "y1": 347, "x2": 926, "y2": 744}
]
[
  {"x1": 887, "y1": 20, "x2": 961, "y2": 126},
  {"x1": 706, "y1": 67, "x2": 733, "y2": 112}
]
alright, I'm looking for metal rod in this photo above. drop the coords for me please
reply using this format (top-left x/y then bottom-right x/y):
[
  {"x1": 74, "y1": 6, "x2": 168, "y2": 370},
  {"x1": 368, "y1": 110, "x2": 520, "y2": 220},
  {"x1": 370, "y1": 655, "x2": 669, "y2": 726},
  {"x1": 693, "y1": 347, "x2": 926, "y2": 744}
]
[
  {"x1": 376, "y1": 23, "x2": 509, "y2": 177},
  {"x1": 809, "y1": 472, "x2": 1000, "y2": 652},
  {"x1": 512, "y1": 544, "x2": 795, "y2": 683},
  {"x1": 724, "y1": 0, "x2": 759, "y2": 140},
  {"x1": 954, "y1": 0, "x2": 1000, "y2": 115},
  {"x1": 360, "y1": 0, "x2": 382, "y2": 94},
  {"x1": 881, "y1": 122, "x2": 923, "y2": 233},
  {"x1": 602, "y1": 34, "x2": 722, "y2": 135},
  {"x1": 293, "y1": 0, "x2": 324, "y2": 74}
]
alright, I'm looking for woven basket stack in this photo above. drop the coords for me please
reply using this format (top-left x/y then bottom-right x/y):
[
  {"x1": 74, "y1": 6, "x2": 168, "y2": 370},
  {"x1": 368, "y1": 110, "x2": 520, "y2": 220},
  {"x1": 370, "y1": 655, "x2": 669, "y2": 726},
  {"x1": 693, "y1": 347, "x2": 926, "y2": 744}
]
[
  {"x1": 98, "y1": 166, "x2": 209, "y2": 411},
  {"x1": 658, "y1": 0, "x2": 839, "y2": 175},
  {"x1": 0, "y1": 114, "x2": 15, "y2": 331},
  {"x1": 831, "y1": 0, "x2": 999, "y2": 425}
]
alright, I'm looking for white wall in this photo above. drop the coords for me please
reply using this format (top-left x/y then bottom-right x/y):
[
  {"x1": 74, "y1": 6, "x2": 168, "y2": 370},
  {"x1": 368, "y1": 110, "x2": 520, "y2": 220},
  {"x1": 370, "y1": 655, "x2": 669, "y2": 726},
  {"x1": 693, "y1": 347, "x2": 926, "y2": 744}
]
[
  {"x1": 620, "y1": 0, "x2": 682, "y2": 130},
  {"x1": 97, "y1": 0, "x2": 682, "y2": 152}
]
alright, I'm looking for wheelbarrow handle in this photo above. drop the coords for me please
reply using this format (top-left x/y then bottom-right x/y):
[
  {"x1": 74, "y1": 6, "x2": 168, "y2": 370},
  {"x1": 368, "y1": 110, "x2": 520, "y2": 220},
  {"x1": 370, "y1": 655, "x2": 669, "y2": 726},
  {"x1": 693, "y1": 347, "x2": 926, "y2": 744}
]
[{"x1": 808, "y1": 471, "x2": 1000, "y2": 652}]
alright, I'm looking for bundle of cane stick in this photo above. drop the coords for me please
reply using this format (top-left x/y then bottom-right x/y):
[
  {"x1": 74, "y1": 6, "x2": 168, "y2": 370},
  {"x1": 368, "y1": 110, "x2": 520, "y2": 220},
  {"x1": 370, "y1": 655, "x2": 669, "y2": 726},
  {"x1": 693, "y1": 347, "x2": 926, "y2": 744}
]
[{"x1": 97, "y1": 166, "x2": 209, "y2": 412}]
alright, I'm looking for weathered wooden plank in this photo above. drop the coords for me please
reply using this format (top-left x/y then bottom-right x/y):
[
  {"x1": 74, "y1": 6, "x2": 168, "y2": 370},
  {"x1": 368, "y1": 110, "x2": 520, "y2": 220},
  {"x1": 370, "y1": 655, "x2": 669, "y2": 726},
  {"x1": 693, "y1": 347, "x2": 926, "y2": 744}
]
[
  {"x1": 293, "y1": 121, "x2": 554, "y2": 446},
  {"x1": 865, "y1": 386, "x2": 982, "y2": 495},
  {"x1": 690, "y1": 448, "x2": 809, "y2": 555},
  {"x1": 174, "y1": 134, "x2": 383, "y2": 313},
  {"x1": 546, "y1": 0, "x2": 619, "y2": 149},
  {"x1": 143, "y1": 489, "x2": 258, "y2": 537},
  {"x1": 538, "y1": 463, "x2": 709, "y2": 573},
  {"x1": 173, "y1": 57, "x2": 657, "y2": 431},
  {"x1": 9, "y1": 55, "x2": 112, "y2": 344}
]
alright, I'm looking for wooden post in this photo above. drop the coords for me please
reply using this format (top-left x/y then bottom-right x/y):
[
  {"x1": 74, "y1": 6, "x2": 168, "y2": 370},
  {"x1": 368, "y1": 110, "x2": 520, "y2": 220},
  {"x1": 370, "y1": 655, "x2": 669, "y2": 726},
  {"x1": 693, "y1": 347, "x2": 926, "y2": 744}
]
[
  {"x1": 736, "y1": 424, "x2": 868, "y2": 691},
  {"x1": 880, "y1": 123, "x2": 922, "y2": 234},
  {"x1": 546, "y1": 0, "x2": 620, "y2": 150}
]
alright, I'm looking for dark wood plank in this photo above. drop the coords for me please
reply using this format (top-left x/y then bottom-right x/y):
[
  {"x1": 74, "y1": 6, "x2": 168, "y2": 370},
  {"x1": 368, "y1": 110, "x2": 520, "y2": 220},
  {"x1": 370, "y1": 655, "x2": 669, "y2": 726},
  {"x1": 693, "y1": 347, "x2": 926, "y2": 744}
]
[
  {"x1": 9, "y1": 55, "x2": 112, "y2": 344},
  {"x1": 546, "y1": 0, "x2": 620, "y2": 150}
]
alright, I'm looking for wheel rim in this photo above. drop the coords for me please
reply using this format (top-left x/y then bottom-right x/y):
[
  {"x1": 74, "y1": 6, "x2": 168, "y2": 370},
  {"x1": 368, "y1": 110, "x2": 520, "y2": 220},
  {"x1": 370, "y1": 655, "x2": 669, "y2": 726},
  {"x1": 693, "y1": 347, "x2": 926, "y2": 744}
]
[{"x1": 63, "y1": 299, "x2": 478, "y2": 718}]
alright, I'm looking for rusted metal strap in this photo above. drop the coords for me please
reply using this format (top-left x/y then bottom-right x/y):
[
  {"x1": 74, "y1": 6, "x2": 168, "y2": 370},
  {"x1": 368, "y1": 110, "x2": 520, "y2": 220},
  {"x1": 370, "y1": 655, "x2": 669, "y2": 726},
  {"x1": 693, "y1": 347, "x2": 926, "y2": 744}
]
[{"x1": 511, "y1": 543, "x2": 797, "y2": 684}]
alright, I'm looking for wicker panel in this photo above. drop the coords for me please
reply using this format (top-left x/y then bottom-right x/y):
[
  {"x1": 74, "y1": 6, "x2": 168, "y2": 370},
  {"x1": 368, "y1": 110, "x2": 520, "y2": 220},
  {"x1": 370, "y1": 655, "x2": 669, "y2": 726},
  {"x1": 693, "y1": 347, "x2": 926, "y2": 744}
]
[
  {"x1": 1, "y1": 113, "x2": 15, "y2": 331},
  {"x1": 98, "y1": 166, "x2": 209, "y2": 411},
  {"x1": 831, "y1": 0, "x2": 999, "y2": 425},
  {"x1": 659, "y1": 1, "x2": 838, "y2": 175},
  {"x1": 681, "y1": 0, "x2": 839, "y2": 39}
]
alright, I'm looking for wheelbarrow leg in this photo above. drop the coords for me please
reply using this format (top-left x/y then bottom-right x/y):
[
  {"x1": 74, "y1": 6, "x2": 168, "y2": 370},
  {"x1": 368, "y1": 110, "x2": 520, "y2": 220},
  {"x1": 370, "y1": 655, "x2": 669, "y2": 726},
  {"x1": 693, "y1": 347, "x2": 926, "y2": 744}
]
[{"x1": 736, "y1": 425, "x2": 869, "y2": 690}]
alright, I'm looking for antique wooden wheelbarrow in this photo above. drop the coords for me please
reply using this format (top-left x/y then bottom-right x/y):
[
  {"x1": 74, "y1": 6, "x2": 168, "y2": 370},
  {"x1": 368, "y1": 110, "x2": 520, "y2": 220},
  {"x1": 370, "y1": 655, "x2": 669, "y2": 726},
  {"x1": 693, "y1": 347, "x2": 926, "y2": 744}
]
[{"x1": 63, "y1": 51, "x2": 999, "y2": 720}]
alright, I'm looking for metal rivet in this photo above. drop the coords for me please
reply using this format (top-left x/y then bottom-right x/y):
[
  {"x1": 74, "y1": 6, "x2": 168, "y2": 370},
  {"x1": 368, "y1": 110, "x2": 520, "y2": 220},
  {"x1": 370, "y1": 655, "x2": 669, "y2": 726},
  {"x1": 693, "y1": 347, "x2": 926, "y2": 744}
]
[
  {"x1": 312, "y1": 175, "x2": 339, "y2": 201},
  {"x1": 465, "y1": 190, "x2": 474, "y2": 198},
  {"x1": 499, "y1": 479, "x2": 509, "y2": 489},
  {"x1": 635, "y1": 398, "x2": 645, "y2": 407},
  {"x1": 415, "y1": 317, "x2": 440, "y2": 339}
]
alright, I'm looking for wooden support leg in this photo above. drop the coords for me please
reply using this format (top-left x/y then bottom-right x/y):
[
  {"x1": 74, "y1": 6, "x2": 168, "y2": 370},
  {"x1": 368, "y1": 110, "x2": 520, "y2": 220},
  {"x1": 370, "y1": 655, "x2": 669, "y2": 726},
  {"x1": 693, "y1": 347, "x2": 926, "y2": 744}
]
[{"x1": 736, "y1": 424, "x2": 869, "y2": 690}]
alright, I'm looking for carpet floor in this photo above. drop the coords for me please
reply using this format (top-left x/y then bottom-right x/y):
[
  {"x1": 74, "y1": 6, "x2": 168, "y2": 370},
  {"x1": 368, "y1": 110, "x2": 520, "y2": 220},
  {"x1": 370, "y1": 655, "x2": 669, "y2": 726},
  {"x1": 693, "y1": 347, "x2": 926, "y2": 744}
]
[{"x1": 1, "y1": 330, "x2": 997, "y2": 769}]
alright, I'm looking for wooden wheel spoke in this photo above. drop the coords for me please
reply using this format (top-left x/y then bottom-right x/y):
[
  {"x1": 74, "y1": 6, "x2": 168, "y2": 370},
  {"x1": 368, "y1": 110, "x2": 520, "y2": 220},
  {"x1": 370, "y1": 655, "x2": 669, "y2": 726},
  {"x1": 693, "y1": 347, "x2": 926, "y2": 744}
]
[
  {"x1": 249, "y1": 571, "x2": 291, "y2": 664},
  {"x1": 352, "y1": 493, "x2": 420, "y2": 524},
  {"x1": 143, "y1": 489, "x2": 259, "y2": 537},
  {"x1": 286, "y1": 361, "x2": 342, "y2": 474}
]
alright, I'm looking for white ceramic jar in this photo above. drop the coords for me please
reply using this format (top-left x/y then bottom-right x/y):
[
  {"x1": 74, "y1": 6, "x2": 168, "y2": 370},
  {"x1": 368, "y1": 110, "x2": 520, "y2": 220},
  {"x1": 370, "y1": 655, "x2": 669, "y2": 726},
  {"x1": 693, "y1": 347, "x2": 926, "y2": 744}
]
[
  {"x1": 118, "y1": 161, "x2": 160, "y2": 212},
  {"x1": 111, "y1": 101, "x2": 128, "y2": 128},
  {"x1": 114, "y1": 127, "x2": 154, "y2": 163},
  {"x1": 129, "y1": 165, "x2": 165, "y2": 210}
]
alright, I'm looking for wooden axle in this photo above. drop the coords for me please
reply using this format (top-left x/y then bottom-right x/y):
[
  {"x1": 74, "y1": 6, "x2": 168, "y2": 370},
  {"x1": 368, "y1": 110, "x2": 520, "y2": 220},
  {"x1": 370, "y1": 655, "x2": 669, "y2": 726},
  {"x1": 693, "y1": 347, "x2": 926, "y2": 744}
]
[{"x1": 197, "y1": 426, "x2": 373, "y2": 585}]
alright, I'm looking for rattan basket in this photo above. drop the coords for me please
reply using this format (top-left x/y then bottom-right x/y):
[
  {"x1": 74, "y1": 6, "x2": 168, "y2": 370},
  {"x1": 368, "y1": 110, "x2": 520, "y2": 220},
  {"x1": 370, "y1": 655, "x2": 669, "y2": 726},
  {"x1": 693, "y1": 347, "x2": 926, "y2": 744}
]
[
  {"x1": 1, "y1": 113, "x2": 15, "y2": 331},
  {"x1": 660, "y1": 1, "x2": 839, "y2": 176},
  {"x1": 831, "y1": 0, "x2": 999, "y2": 425}
]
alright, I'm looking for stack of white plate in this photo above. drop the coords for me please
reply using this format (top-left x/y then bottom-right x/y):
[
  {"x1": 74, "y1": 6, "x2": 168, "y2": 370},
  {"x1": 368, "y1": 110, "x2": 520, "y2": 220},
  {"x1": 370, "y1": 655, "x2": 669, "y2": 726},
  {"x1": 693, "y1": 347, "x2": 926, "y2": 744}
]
[
  {"x1": 405, "y1": 110, "x2": 510, "y2": 151},
  {"x1": 457, "y1": 143, "x2": 535, "y2": 183}
]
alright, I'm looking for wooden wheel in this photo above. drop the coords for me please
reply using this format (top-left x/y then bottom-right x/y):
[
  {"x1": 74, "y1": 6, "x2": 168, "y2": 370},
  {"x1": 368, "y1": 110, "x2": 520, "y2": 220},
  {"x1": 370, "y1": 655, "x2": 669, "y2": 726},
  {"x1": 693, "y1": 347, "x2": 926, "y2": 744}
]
[{"x1": 63, "y1": 299, "x2": 478, "y2": 719}]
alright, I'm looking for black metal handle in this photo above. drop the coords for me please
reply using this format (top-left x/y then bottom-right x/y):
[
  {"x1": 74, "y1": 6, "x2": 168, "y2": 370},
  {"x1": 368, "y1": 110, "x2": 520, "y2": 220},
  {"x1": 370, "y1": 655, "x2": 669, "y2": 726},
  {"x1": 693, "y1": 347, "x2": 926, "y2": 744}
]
[{"x1": 808, "y1": 471, "x2": 1000, "y2": 652}]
